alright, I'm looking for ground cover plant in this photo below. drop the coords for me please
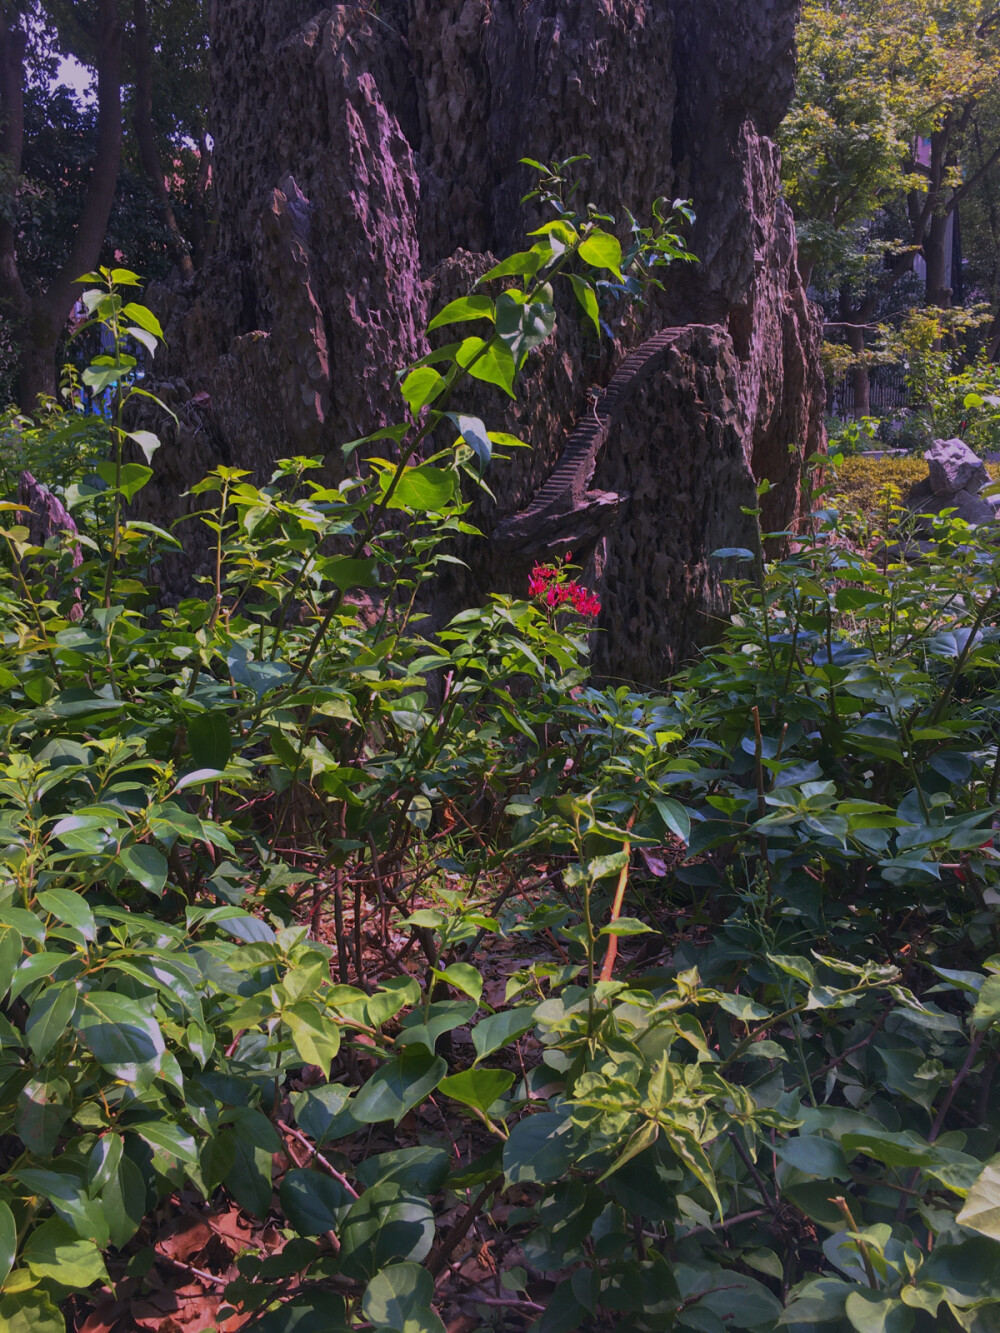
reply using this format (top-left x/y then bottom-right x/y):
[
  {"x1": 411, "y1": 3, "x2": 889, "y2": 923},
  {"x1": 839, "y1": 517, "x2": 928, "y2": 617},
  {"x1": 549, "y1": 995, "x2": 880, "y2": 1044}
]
[{"x1": 1, "y1": 165, "x2": 1000, "y2": 1333}]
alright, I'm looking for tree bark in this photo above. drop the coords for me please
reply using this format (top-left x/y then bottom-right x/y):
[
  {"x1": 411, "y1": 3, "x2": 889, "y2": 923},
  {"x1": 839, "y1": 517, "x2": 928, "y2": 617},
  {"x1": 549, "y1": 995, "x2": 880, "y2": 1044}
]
[
  {"x1": 1, "y1": 0, "x2": 123, "y2": 411},
  {"x1": 924, "y1": 211, "x2": 953, "y2": 309},
  {"x1": 132, "y1": 0, "x2": 195, "y2": 281},
  {"x1": 139, "y1": 0, "x2": 826, "y2": 681}
]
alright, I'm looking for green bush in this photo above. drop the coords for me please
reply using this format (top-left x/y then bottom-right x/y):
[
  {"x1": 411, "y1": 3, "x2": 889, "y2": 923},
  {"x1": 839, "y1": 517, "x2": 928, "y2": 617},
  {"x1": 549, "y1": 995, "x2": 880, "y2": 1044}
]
[{"x1": 3, "y1": 169, "x2": 1000, "y2": 1333}]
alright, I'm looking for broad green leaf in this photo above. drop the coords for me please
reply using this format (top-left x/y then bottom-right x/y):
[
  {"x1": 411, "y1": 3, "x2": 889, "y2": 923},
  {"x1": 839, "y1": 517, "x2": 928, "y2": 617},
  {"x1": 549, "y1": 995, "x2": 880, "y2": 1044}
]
[
  {"x1": 845, "y1": 1290, "x2": 914, "y2": 1333},
  {"x1": 121, "y1": 301, "x2": 164, "y2": 337},
  {"x1": 290, "y1": 1083, "x2": 352, "y2": 1144},
  {"x1": 447, "y1": 413, "x2": 492, "y2": 470},
  {"x1": 973, "y1": 975, "x2": 1000, "y2": 1029},
  {"x1": 280, "y1": 1168, "x2": 351, "y2": 1236},
  {"x1": 338, "y1": 1183, "x2": 435, "y2": 1281},
  {"x1": 0, "y1": 1291, "x2": 64, "y2": 1333},
  {"x1": 578, "y1": 228, "x2": 623, "y2": 279},
  {"x1": 0, "y1": 1202, "x2": 15, "y2": 1288},
  {"x1": 118, "y1": 843, "x2": 168, "y2": 895},
  {"x1": 774, "y1": 1135, "x2": 852, "y2": 1180},
  {"x1": 285, "y1": 1002, "x2": 341, "y2": 1070},
  {"x1": 653, "y1": 796, "x2": 691, "y2": 843},
  {"x1": 456, "y1": 335, "x2": 516, "y2": 397},
  {"x1": 75, "y1": 991, "x2": 165, "y2": 1081},
  {"x1": 15, "y1": 1078, "x2": 71, "y2": 1156},
  {"x1": 15, "y1": 1168, "x2": 109, "y2": 1246},
  {"x1": 503, "y1": 1112, "x2": 575, "y2": 1185},
  {"x1": 354, "y1": 1147, "x2": 450, "y2": 1195},
  {"x1": 318, "y1": 555, "x2": 379, "y2": 591},
  {"x1": 187, "y1": 711, "x2": 232, "y2": 770},
  {"x1": 568, "y1": 274, "x2": 600, "y2": 337},
  {"x1": 0, "y1": 925, "x2": 21, "y2": 999},
  {"x1": 439, "y1": 1067, "x2": 513, "y2": 1114},
  {"x1": 25, "y1": 982, "x2": 77, "y2": 1063},
  {"x1": 432, "y1": 961, "x2": 483, "y2": 1005},
  {"x1": 22, "y1": 1219, "x2": 109, "y2": 1290},
  {"x1": 478, "y1": 250, "x2": 542, "y2": 282},
  {"x1": 36, "y1": 888, "x2": 96, "y2": 942},
  {"x1": 427, "y1": 295, "x2": 494, "y2": 332},
  {"x1": 956, "y1": 1158, "x2": 1000, "y2": 1239},
  {"x1": 100, "y1": 1154, "x2": 146, "y2": 1249},
  {"x1": 472, "y1": 1006, "x2": 535, "y2": 1061},
  {"x1": 378, "y1": 464, "x2": 458, "y2": 513},
  {"x1": 127, "y1": 429, "x2": 160, "y2": 463},
  {"x1": 400, "y1": 366, "x2": 446, "y2": 415},
  {"x1": 352, "y1": 1049, "x2": 447, "y2": 1125},
  {"x1": 363, "y1": 1262, "x2": 442, "y2": 1331},
  {"x1": 95, "y1": 461, "x2": 152, "y2": 500}
]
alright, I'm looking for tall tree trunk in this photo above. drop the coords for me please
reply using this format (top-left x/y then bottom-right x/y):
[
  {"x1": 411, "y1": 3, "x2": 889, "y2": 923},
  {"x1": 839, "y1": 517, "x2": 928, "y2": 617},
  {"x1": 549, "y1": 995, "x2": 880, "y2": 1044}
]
[
  {"x1": 924, "y1": 211, "x2": 953, "y2": 308},
  {"x1": 139, "y1": 0, "x2": 826, "y2": 682},
  {"x1": 132, "y1": 0, "x2": 195, "y2": 280},
  {"x1": 846, "y1": 325, "x2": 870, "y2": 419},
  {"x1": 0, "y1": 0, "x2": 123, "y2": 412}
]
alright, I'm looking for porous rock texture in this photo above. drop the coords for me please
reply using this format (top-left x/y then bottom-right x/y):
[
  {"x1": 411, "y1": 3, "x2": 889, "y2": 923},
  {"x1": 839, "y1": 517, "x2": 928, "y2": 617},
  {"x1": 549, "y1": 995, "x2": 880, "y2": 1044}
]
[{"x1": 141, "y1": 0, "x2": 824, "y2": 682}]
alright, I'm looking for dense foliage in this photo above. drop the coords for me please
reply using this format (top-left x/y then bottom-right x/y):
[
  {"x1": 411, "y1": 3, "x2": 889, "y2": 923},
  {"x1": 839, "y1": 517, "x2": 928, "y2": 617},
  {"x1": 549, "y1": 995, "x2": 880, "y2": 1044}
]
[{"x1": 1, "y1": 167, "x2": 1000, "y2": 1333}]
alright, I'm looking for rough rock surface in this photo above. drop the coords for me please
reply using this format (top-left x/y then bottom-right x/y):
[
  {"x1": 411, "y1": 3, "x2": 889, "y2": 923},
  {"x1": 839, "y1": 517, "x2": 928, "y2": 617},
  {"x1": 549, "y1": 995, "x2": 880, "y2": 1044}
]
[
  {"x1": 926, "y1": 438, "x2": 990, "y2": 497},
  {"x1": 906, "y1": 439, "x2": 995, "y2": 528},
  {"x1": 139, "y1": 0, "x2": 825, "y2": 682}
]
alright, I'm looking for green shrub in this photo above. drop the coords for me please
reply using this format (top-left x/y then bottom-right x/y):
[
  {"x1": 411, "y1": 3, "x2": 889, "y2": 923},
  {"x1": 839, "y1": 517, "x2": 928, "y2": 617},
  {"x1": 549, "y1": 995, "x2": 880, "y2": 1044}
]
[{"x1": 3, "y1": 170, "x2": 1000, "y2": 1333}]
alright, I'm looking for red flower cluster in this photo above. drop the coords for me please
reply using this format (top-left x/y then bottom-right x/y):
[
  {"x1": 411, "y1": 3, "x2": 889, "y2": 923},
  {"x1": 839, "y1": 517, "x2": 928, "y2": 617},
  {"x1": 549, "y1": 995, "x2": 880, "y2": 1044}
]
[{"x1": 528, "y1": 558, "x2": 601, "y2": 618}]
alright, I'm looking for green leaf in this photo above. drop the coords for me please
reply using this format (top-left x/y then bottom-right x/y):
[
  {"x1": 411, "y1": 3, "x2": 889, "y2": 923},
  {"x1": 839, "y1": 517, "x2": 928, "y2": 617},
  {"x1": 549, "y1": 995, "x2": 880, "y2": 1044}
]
[
  {"x1": 100, "y1": 1154, "x2": 146, "y2": 1249},
  {"x1": 285, "y1": 1003, "x2": 341, "y2": 1070},
  {"x1": 224, "y1": 1135, "x2": 273, "y2": 1217},
  {"x1": 973, "y1": 975, "x2": 1000, "y2": 1029},
  {"x1": 845, "y1": 1290, "x2": 914, "y2": 1333},
  {"x1": 243, "y1": 1295, "x2": 349, "y2": 1333},
  {"x1": 447, "y1": 413, "x2": 492, "y2": 471},
  {"x1": 319, "y1": 555, "x2": 380, "y2": 592},
  {"x1": 280, "y1": 1169, "x2": 351, "y2": 1236},
  {"x1": 290, "y1": 1083, "x2": 352, "y2": 1145},
  {"x1": 472, "y1": 1006, "x2": 535, "y2": 1061},
  {"x1": 363, "y1": 1262, "x2": 444, "y2": 1332},
  {"x1": 439, "y1": 1067, "x2": 514, "y2": 1115},
  {"x1": 456, "y1": 335, "x2": 516, "y2": 397},
  {"x1": 121, "y1": 302, "x2": 163, "y2": 337},
  {"x1": 75, "y1": 991, "x2": 164, "y2": 1081},
  {"x1": 956, "y1": 1157, "x2": 1000, "y2": 1239},
  {"x1": 95, "y1": 461, "x2": 153, "y2": 500},
  {"x1": 494, "y1": 292, "x2": 557, "y2": 364},
  {"x1": 22, "y1": 1218, "x2": 109, "y2": 1287},
  {"x1": 427, "y1": 295, "x2": 495, "y2": 332},
  {"x1": 568, "y1": 274, "x2": 601, "y2": 337},
  {"x1": 503, "y1": 1112, "x2": 574, "y2": 1185},
  {"x1": 25, "y1": 981, "x2": 77, "y2": 1063},
  {"x1": 774, "y1": 1135, "x2": 852, "y2": 1180},
  {"x1": 0, "y1": 1292, "x2": 64, "y2": 1333},
  {"x1": 88, "y1": 1133, "x2": 124, "y2": 1193},
  {"x1": 478, "y1": 251, "x2": 542, "y2": 282},
  {"x1": 118, "y1": 843, "x2": 168, "y2": 895},
  {"x1": 127, "y1": 429, "x2": 160, "y2": 463},
  {"x1": 36, "y1": 887, "x2": 96, "y2": 942},
  {"x1": 354, "y1": 1147, "x2": 450, "y2": 1195},
  {"x1": 188, "y1": 711, "x2": 232, "y2": 770},
  {"x1": 378, "y1": 464, "x2": 458, "y2": 513},
  {"x1": 432, "y1": 961, "x2": 483, "y2": 1005},
  {"x1": 0, "y1": 1202, "x2": 15, "y2": 1288},
  {"x1": 653, "y1": 797, "x2": 691, "y2": 843},
  {"x1": 0, "y1": 925, "x2": 21, "y2": 999},
  {"x1": 15, "y1": 1078, "x2": 71, "y2": 1155},
  {"x1": 600, "y1": 917, "x2": 653, "y2": 937},
  {"x1": 400, "y1": 366, "x2": 446, "y2": 415},
  {"x1": 338, "y1": 1183, "x2": 435, "y2": 1281},
  {"x1": 578, "y1": 228, "x2": 624, "y2": 279},
  {"x1": 352, "y1": 1048, "x2": 447, "y2": 1125}
]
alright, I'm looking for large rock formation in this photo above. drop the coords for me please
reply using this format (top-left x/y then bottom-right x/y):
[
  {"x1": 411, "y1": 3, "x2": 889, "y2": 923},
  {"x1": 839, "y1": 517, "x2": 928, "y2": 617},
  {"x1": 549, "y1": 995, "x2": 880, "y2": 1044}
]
[{"x1": 142, "y1": 0, "x2": 824, "y2": 682}]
